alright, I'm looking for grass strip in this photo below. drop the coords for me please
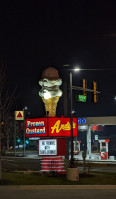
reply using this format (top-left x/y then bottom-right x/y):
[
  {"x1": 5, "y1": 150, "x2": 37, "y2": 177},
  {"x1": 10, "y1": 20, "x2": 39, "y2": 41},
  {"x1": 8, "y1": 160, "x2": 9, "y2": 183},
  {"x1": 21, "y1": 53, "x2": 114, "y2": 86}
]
[{"x1": 0, "y1": 171, "x2": 116, "y2": 185}]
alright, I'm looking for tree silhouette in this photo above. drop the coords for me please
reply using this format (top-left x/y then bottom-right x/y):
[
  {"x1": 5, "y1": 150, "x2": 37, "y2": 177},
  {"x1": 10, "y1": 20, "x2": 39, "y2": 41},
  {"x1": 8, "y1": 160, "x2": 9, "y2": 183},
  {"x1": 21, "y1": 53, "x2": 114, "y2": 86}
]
[{"x1": 0, "y1": 57, "x2": 16, "y2": 180}]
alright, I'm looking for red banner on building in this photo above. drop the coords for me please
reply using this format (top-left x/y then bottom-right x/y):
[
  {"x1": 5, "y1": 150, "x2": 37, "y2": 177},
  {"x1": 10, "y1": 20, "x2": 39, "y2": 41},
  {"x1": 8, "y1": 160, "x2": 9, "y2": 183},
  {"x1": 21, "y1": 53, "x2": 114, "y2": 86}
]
[
  {"x1": 48, "y1": 117, "x2": 78, "y2": 137},
  {"x1": 25, "y1": 118, "x2": 47, "y2": 137}
]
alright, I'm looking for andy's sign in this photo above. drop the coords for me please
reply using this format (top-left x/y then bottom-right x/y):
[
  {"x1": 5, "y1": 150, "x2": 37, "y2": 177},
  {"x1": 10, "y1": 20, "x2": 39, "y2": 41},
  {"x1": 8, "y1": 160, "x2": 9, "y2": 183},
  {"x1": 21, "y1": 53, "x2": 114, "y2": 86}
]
[{"x1": 48, "y1": 118, "x2": 78, "y2": 137}]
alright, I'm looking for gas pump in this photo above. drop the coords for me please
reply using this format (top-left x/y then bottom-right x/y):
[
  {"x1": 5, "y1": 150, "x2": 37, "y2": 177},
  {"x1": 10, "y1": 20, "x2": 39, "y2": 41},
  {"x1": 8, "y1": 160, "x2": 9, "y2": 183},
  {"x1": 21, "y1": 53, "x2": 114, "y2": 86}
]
[
  {"x1": 99, "y1": 139, "x2": 109, "y2": 160},
  {"x1": 73, "y1": 140, "x2": 81, "y2": 154}
]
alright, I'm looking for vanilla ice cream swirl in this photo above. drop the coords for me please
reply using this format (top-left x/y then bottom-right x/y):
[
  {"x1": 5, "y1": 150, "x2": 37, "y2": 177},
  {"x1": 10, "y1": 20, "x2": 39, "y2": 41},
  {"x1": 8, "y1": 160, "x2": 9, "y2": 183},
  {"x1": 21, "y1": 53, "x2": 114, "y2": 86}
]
[{"x1": 39, "y1": 78, "x2": 62, "y2": 99}]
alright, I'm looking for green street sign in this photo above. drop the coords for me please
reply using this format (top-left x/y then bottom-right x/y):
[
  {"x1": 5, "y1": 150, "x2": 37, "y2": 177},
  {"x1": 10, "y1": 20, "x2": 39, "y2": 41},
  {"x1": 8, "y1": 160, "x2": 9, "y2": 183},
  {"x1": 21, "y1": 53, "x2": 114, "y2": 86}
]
[{"x1": 78, "y1": 95, "x2": 87, "y2": 102}]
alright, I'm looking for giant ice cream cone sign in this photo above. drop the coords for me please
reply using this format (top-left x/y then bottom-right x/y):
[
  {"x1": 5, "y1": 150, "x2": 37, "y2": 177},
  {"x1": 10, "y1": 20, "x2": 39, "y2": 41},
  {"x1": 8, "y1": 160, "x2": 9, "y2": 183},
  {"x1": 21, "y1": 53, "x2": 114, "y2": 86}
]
[{"x1": 39, "y1": 67, "x2": 62, "y2": 117}]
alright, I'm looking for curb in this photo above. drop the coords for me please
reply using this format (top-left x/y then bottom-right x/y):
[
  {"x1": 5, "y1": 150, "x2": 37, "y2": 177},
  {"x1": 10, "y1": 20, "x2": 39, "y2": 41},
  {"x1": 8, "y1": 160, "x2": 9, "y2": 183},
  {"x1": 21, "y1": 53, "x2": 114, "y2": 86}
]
[{"x1": 1, "y1": 185, "x2": 116, "y2": 190}]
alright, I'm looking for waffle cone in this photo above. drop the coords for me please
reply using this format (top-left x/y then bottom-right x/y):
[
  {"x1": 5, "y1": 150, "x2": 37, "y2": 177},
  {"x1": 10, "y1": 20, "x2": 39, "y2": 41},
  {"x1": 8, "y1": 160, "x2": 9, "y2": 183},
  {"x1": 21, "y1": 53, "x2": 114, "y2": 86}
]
[{"x1": 42, "y1": 96, "x2": 60, "y2": 117}]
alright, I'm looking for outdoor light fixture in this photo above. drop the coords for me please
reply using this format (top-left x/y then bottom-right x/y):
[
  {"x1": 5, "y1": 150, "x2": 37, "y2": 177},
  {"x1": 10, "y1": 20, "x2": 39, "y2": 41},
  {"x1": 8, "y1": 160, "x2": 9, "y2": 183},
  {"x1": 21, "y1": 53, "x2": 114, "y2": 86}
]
[
  {"x1": 22, "y1": 106, "x2": 27, "y2": 110},
  {"x1": 74, "y1": 67, "x2": 80, "y2": 72}
]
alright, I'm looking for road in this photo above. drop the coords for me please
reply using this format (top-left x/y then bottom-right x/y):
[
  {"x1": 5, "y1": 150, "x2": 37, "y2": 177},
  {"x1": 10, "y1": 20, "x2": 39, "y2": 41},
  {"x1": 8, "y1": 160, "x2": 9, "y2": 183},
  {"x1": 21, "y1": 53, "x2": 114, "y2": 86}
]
[
  {"x1": 1, "y1": 156, "x2": 116, "y2": 173},
  {"x1": 2, "y1": 156, "x2": 41, "y2": 172},
  {"x1": 0, "y1": 185, "x2": 116, "y2": 199}
]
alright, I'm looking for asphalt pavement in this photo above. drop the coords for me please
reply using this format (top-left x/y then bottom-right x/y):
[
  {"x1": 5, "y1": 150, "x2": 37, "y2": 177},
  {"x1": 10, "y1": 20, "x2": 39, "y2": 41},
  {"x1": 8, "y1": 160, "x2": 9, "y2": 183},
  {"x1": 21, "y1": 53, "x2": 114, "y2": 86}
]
[
  {"x1": 2, "y1": 156, "x2": 41, "y2": 172},
  {"x1": 2, "y1": 155, "x2": 116, "y2": 173},
  {"x1": 0, "y1": 185, "x2": 116, "y2": 199}
]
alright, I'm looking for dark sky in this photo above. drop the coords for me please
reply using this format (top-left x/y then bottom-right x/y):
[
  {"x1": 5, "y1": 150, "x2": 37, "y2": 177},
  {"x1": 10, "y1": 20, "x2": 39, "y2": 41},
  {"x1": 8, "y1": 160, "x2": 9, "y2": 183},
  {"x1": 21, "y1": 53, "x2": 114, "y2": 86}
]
[{"x1": 0, "y1": 0, "x2": 116, "y2": 118}]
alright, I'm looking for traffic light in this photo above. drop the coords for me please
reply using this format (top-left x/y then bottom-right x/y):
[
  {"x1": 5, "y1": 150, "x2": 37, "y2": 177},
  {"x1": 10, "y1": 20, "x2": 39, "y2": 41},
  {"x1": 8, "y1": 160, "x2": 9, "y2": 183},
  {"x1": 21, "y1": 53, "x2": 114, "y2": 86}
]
[
  {"x1": 1, "y1": 121, "x2": 4, "y2": 129},
  {"x1": 83, "y1": 78, "x2": 87, "y2": 96},
  {"x1": 17, "y1": 138, "x2": 21, "y2": 143},
  {"x1": 1, "y1": 121, "x2": 4, "y2": 126},
  {"x1": 26, "y1": 140, "x2": 29, "y2": 144},
  {"x1": 93, "y1": 81, "x2": 97, "y2": 103}
]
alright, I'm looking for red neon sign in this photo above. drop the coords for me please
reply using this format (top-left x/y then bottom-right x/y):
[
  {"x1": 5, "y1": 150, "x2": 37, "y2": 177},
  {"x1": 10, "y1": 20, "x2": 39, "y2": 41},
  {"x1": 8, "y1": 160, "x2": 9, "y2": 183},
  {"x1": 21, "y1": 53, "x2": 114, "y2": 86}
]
[
  {"x1": 48, "y1": 117, "x2": 78, "y2": 137},
  {"x1": 25, "y1": 118, "x2": 47, "y2": 137},
  {"x1": 25, "y1": 117, "x2": 78, "y2": 137}
]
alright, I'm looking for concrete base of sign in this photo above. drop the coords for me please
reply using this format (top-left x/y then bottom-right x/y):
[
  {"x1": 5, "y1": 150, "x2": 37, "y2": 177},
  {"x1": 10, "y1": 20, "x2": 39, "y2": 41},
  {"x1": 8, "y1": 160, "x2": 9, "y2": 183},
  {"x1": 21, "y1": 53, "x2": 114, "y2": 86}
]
[{"x1": 66, "y1": 168, "x2": 79, "y2": 182}]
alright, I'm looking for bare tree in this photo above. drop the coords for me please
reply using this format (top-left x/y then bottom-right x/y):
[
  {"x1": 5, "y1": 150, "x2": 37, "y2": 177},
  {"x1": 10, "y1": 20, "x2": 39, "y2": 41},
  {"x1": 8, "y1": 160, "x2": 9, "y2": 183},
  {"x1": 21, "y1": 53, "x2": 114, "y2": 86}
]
[
  {"x1": 0, "y1": 58, "x2": 6, "y2": 180},
  {"x1": 4, "y1": 116, "x2": 13, "y2": 151},
  {"x1": 2, "y1": 86, "x2": 16, "y2": 148},
  {"x1": 0, "y1": 57, "x2": 16, "y2": 180}
]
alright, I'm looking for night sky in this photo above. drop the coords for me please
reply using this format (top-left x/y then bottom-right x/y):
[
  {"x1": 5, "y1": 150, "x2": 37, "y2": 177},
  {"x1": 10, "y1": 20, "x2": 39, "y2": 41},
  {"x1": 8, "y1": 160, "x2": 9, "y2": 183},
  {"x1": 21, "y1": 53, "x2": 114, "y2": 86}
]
[{"x1": 1, "y1": 1, "x2": 116, "y2": 118}]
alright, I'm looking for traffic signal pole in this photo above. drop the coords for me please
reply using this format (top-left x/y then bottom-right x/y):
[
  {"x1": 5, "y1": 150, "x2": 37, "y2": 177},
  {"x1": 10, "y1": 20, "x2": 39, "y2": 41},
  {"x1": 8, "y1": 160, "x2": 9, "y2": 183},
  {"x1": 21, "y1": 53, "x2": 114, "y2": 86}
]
[
  {"x1": 72, "y1": 84, "x2": 100, "y2": 103},
  {"x1": 72, "y1": 85, "x2": 100, "y2": 94}
]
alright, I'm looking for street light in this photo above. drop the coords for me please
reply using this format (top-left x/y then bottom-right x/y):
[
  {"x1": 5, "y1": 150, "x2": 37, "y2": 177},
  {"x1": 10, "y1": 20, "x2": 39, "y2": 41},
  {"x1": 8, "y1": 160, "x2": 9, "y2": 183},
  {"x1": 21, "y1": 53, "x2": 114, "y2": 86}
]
[
  {"x1": 63, "y1": 65, "x2": 80, "y2": 167},
  {"x1": 59, "y1": 66, "x2": 79, "y2": 167},
  {"x1": 69, "y1": 69, "x2": 80, "y2": 167},
  {"x1": 63, "y1": 66, "x2": 103, "y2": 163}
]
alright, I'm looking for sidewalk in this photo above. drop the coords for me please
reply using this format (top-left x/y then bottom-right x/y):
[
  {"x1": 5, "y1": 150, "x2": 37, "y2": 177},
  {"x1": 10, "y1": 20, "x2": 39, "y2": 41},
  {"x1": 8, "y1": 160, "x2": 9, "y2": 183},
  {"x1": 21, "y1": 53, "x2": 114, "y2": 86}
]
[{"x1": 1, "y1": 185, "x2": 116, "y2": 199}]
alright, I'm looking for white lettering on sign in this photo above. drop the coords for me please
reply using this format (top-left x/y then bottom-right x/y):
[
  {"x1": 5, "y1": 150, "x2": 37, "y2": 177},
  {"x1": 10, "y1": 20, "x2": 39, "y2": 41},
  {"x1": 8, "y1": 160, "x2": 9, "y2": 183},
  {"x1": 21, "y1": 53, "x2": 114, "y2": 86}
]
[
  {"x1": 27, "y1": 121, "x2": 45, "y2": 127},
  {"x1": 26, "y1": 127, "x2": 46, "y2": 134}
]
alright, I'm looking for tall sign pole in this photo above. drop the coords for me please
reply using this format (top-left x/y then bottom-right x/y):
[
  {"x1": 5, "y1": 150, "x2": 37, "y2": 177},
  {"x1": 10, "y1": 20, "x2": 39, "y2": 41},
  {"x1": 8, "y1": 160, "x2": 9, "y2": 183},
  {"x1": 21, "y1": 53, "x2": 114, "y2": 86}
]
[
  {"x1": 14, "y1": 111, "x2": 24, "y2": 156},
  {"x1": 23, "y1": 109, "x2": 25, "y2": 157},
  {"x1": 14, "y1": 112, "x2": 16, "y2": 156}
]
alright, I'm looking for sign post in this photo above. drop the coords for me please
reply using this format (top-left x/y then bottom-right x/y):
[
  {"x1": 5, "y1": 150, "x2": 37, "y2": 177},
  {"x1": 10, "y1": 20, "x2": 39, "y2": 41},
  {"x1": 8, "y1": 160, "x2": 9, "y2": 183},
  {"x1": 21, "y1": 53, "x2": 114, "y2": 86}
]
[
  {"x1": 15, "y1": 111, "x2": 24, "y2": 156},
  {"x1": 14, "y1": 112, "x2": 16, "y2": 156}
]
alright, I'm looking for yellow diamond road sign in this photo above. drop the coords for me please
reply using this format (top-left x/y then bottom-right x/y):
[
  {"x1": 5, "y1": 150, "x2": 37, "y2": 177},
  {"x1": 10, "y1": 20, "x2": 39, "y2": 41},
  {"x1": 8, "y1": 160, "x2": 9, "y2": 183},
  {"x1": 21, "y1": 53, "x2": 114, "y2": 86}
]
[{"x1": 15, "y1": 111, "x2": 24, "y2": 120}]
